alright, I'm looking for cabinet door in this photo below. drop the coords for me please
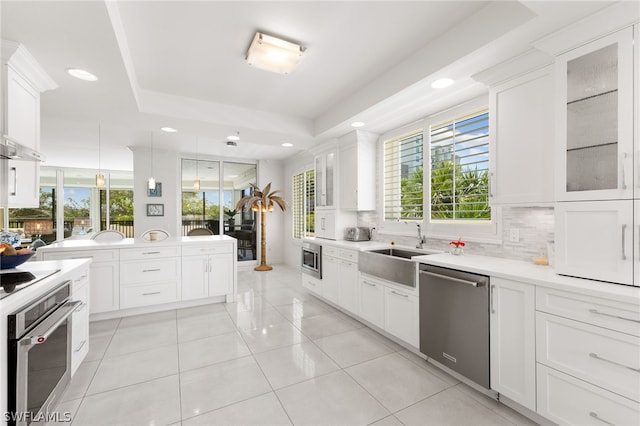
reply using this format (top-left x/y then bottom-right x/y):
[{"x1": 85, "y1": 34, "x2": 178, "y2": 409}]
[
  {"x1": 209, "y1": 253, "x2": 233, "y2": 297},
  {"x1": 555, "y1": 200, "x2": 633, "y2": 285},
  {"x1": 338, "y1": 260, "x2": 359, "y2": 314},
  {"x1": 315, "y1": 210, "x2": 336, "y2": 240},
  {"x1": 384, "y1": 286, "x2": 418, "y2": 347},
  {"x1": 7, "y1": 160, "x2": 39, "y2": 208},
  {"x1": 322, "y1": 254, "x2": 339, "y2": 304},
  {"x1": 71, "y1": 271, "x2": 90, "y2": 375},
  {"x1": 556, "y1": 28, "x2": 634, "y2": 201},
  {"x1": 339, "y1": 142, "x2": 358, "y2": 210},
  {"x1": 324, "y1": 150, "x2": 336, "y2": 207},
  {"x1": 489, "y1": 67, "x2": 554, "y2": 205},
  {"x1": 490, "y1": 278, "x2": 536, "y2": 411},
  {"x1": 6, "y1": 65, "x2": 38, "y2": 150},
  {"x1": 359, "y1": 276, "x2": 384, "y2": 328},
  {"x1": 90, "y1": 262, "x2": 120, "y2": 314},
  {"x1": 181, "y1": 255, "x2": 208, "y2": 300}
]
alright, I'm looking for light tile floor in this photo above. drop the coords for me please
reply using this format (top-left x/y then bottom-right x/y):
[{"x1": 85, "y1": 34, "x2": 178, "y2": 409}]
[{"x1": 52, "y1": 265, "x2": 539, "y2": 426}]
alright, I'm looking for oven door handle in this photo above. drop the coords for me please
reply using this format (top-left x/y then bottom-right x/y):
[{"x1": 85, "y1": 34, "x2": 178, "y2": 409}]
[{"x1": 20, "y1": 300, "x2": 82, "y2": 347}]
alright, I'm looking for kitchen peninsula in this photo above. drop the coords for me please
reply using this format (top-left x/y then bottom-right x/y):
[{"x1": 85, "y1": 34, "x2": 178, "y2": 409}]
[{"x1": 37, "y1": 235, "x2": 237, "y2": 321}]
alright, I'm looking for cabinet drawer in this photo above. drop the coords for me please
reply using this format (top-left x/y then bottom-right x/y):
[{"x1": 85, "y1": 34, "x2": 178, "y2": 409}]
[
  {"x1": 121, "y1": 246, "x2": 180, "y2": 260},
  {"x1": 71, "y1": 268, "x2": 90, "y2": 291},
  {"x1": 338, "y1": 249, "x2": 358, "y2": 262},
  {"x1": 537, "y1": 287, "x2": 640, "y2": 337},
  {"x1": 302, "y1": 275, "x2": 321, "y2": 295},
  {"x1": 42, "y1": 249, "x2": 118, "y2": 263},
  {"x1": 120, "y1": 282, "x2": 178, "y2": 309},
  {"x1": 537, "y1": 312, "x2": 640, "y2": 401},
  {"x1": 323, "y1": 246, "x2": 337, "y2": 257},
  {"x1": 537, "y1": 364, "x2": 639, "y2": 426},
  {"x1": 182, "y1": 244, "x2": 233, "y2": 256},
  {"x1": 121, "y1": 259, "x2": 178, "y2": 285}
]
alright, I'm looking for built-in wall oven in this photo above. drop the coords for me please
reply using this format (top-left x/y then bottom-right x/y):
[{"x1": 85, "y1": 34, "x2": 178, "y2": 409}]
[
  {"x1": 7, "y1": 280, "x2": 81, "y2": 426},
  {"x1": 301, "y1": 242, "x2": 322, "y2": 279}
]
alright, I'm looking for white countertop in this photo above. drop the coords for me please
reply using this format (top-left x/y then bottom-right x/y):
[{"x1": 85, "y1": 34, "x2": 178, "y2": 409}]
[
  {"x1": 37, "y1": 235, "x2": 236, "y2": 251},
  {"x1": 305, "y1": 238, "x2": 640, "y2": 305}
]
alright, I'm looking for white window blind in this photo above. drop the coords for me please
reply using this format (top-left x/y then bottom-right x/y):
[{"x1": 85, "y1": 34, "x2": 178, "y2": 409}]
[
  {"x1": 383, "y1": 131, "x2": 423, "y2": 222},
  {"x1": 429, "y1": 108, "x2": 490, "y2": 222},
  {"x1": 292, "y1": 169, "x2": 314, "y2": 239}
]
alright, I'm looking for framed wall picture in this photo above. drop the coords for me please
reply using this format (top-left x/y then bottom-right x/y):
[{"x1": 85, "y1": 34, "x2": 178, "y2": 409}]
[
  {"x1": 147, "y1": 182, "x2": 162, "y2": 197},
  {"x1": 146, "y1": 203, "x2": 164, "y2": 216}
]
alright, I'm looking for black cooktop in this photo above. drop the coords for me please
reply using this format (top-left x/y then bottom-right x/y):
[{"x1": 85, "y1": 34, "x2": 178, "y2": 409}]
[{"x1": 0, "y1": 269, "x2": 61, "y2": 300}]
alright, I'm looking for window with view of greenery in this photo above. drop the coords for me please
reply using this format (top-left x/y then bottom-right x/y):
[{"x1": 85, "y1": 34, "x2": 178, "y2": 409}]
[
  {"x1": 383, "y1": 131, "x2": 423, "y2": 222},
  {"x1": 429, "y1": 108, "x2": 490, "y2": 222},
  {"x1": 292, "y1": 169, "x2": 315, "y2": 239}
]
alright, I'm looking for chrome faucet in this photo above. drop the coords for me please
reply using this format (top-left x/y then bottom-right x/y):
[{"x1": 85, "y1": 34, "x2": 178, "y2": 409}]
[{"x1": 416, "y1": 224, "x2": 425, "y2": 249}]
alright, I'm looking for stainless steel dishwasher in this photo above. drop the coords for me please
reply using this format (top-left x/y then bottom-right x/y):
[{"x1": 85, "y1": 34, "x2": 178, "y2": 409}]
[{"x1": 419, "y1": 264, "x2": 490, "y2": 389}]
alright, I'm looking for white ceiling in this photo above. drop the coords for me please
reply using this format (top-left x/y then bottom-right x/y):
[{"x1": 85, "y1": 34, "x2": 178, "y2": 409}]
[{"x1": 0, "y1": 0, "x2": 618, "y2": 171}]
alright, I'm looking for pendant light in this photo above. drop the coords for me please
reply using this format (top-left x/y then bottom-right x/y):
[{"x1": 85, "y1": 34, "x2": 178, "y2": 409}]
[
  {"x1": 193, "y1": 137, "x2": 201, "y2": 190},
  {"x1": 148, "y1": 131, "x2": 156, "y2": 190},
  {"x1": 96, "y1": 124, "x2": 105, "y2": 187}
]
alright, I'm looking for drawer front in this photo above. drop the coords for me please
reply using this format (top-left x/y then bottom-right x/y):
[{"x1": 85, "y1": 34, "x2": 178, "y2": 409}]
[
  {"x1": 71, "y1": 267, "x2": 90, "y2": 292},
  {"x1": 120, "y1": 282, "x2": 178, "y2": 309},
  {"x1": 121, "y1": 259, "x2": 179, "y2": 285},
  {"x1": 537, "y1": 364, "x2": 640, "y2": 426},
  {"x1": 323, "y1": 246, "x2": 337, "y2": 257},
  {"x1": 302, "y1": 275, "x2": 321, "y2": 295},
  {"x1": 182, "y1": 244, "x2": 233, "y2": 256},
  {"x1": 537, "y1": 287, "x2": 640, "y2": 336},
  {"x1": 537, "y1": 312, "x2": 640, "y2": 401},
  {"x1": 121, "y1": 246, "x2": 180, "y2": 260},
  {"x1": 42, "y1": 249, "x2": 118, "y2": 263},
  {"x1": 338, "y1": 249, "x2": 358, "y2": 262}
]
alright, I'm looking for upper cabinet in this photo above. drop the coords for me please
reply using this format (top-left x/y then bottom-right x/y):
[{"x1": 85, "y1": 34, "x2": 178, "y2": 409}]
[
  {"x1": 555, "y1": 27, "x2": 634, "y2": 201},
  {"x1": 1, "y1": 41, "x2": 57, "y2": 208},
  {"x1": 315, "y1": 146, "x2": 336, "y2": 209},
  {"x1": 339, "y1": 130, "x2": 378, "y2": 211},
  {"x1": 488, "y1": 65, "x2": 555, "y2": 205}
]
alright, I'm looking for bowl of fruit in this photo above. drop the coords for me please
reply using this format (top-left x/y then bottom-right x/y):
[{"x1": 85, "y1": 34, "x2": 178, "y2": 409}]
[{"x1": 0, "y1": 244, "x2": 35, "y2": 269}]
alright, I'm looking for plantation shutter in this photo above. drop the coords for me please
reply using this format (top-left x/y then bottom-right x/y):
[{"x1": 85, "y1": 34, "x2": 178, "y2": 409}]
[
  {"x1": 383, "y1": 131, "x2": 423, "y2": 221},
  {"x1": 305, "y1": 170, "x2": 315, "y2": 237},
  {"x1": 292, "y1": 172, "x2": 304, "y2": 239},
  {"x1": 430, "y1": 108, "x2": 490, "y2": 221}
]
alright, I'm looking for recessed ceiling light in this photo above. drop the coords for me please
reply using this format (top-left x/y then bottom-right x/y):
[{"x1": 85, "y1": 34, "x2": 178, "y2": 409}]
[
  {"x1": 281, "y1": 143, "x2": 293, "y2": 147},
  {"x1": 66, "y1": 68, "x2": 98, "y2": 82},
  {"x1": 431, "y1": 78, "x2": 454, "y2": 89},
  {"x1": 161, "y1": 127, "x2": 177, "y2": 133},
  {"x1": 351, "y1": 121, "x2": 365, "y2": 128}
]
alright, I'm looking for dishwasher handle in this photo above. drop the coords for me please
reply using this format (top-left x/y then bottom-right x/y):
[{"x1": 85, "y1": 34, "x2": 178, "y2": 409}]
[{"x1": 419, "y1": 270, "x2": 479, "y2": 287}]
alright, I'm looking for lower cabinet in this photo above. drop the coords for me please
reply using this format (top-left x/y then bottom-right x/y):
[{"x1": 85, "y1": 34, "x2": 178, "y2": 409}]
[
  {"x1": 489, "y1": 277, "x2": 536, "y2": 411},
  {"x1": 338, "y1": 257, "x2": 359, "y2": 313},
  {"x1": 181, "y1": 244, "x2": 234, "y2": 300},
  {"x1": 120, "y1": 247, "x2": 180, "y2": 309},
  {"x1": 322, "y1": 253, "x2": 339, "y2": 304},
  {"x1": 359, "y1": 277, "x2": 385, "y2": 329},
  {"x1": 70, "y1": 266, "x2": 90, "y2": 375}
]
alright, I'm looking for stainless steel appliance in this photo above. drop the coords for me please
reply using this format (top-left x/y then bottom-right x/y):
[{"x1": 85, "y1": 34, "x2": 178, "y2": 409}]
[
  {"x1": 0, "y1": 269, "x2": 60, "y2": 300},
  {"x1": 344, "y1": 227, "x2": 371, "y2": 242},
  {"x1": 419, "y1": 264, "x2": 490, "y2": 389},
  {"x1": 7, "y1": 280, "x2": 81, "y2": 425},
  {"x1": 301, "y1": 241, "x2": 322, "y2": 279}
]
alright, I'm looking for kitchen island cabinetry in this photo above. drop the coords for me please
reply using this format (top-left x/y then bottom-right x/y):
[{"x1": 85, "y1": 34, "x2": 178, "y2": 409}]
[
  {"x1": 489, "y1": 277, "x2": 536, "y2": 411},
  {"x1": 70, "y1": 264, "x2": 90, "y2": 375},
  {"x1": 182, "y1": 243, "x2": 233, "y2": 300}
]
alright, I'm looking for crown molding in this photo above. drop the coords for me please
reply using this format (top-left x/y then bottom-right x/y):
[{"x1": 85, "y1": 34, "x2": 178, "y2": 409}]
[
  {"x1": 471, "y1": 48, "x2": 552, "y2": 87},
  {"x1": 2, "y1": 40, "x2": 57, "y2": 92}
]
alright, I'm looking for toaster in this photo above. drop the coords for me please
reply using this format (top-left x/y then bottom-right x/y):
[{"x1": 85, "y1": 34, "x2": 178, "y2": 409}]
[{"x1": 344, "y1": 227, "x2": 371, "y2": 242}]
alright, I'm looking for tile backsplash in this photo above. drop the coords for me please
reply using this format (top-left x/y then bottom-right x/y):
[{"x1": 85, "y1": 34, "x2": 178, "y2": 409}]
[{"x1": 358, "y1": 206, "x2": 554, "y2": 263}]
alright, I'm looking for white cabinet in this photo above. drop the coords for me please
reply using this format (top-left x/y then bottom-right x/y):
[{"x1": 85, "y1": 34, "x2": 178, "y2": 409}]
[
  {"x1": 181, "y1": 244, "x2": 234, "y2": 301},
  {"x1": 70, "y1": 266, "x2": 90, "y2": 375},
  {"x1": 339, "y1": 130, "x2": 377, "y2": 211},
  {"x1": 338, "y1": 255, "x2": 359, "y2": 313},
  {"x1": 555, "y1": 200, "x2": 633, "y2": 285},
  {"x1": 489, "y1": 278, "x2": 536, "y2": 411},
  {"x1": 314, "y1": 147, "x2": 337, "y2": 209},
  {"x1": 384, "y1": 285, "x2": 418, "y2": 347},
  {"x1": 555, "y1": 27, "x2": 634, "y2": 201},
  {"x1": 315, "y1": 210, "x2": 337, "y2": 240},
  {"x1": 321, "y1": 251, "x2": 339, "y2": 304},
  {"x1": 359, "y1": 276, "x2": 384, "y2": 328},
  {"x1": 322, "y1": 246, "x2": 359, "y2": 310},
  {"x1": 489, "y1": 66, "x2": 554, "y2": 205}
]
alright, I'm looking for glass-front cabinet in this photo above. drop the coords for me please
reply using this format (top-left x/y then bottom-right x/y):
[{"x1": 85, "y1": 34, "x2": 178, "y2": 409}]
[
  {"x1": 314, "y1": 148, "x2": 336, "y2": 209},
  {"x1": 556, "y1": 27, "x2": 634, "y2": 201}
]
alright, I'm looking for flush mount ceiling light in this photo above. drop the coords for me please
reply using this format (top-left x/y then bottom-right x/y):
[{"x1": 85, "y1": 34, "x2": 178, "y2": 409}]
[
  {"x1": 161, "y1": 127, "x2": 177, "y2": 133},
  {"x1": 351, "y1": 121, "x2": 365, "y2": 128},
  {"x1": 431, "y1": 78, "x2": 454, "y2": 89},
  {"x1": 246, "y1": 32, "x2": 306, "y2": 75},
  {"x1": 66, "y1": 68, "x2": 98, "y2": 82}
]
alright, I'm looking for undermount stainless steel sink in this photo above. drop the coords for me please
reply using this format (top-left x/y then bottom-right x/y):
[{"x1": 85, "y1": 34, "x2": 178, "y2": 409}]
[{"x1": 359, "y1": 247, "x2": 436, "y2": 287}]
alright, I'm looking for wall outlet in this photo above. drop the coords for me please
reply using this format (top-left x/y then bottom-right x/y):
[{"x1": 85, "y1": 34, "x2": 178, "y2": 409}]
[{"x1": 509, "y1": 228, "x2": 520, "y2": 243}]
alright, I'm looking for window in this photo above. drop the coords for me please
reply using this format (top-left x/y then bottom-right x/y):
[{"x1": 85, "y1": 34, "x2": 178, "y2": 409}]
[
  {"x1": 429, "y1": 107, "x2": 490, "y2": 222},
  {"x1": 383, "y1": 130, "x2": 423, "y2": 222},
  {"x1": 292, "y1": 169, "x2": 315, "y2": 239}
]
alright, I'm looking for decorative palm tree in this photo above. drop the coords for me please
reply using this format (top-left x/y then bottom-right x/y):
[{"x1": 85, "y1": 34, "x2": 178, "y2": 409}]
[{"x1": 235, "y1": 182, "x2": 287, "y2": 271}]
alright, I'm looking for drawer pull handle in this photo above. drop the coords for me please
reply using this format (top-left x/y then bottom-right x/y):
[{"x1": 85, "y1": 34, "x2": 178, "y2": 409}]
[
  {"x1": 362, "y1": 281, "x2": 377, "y2": 287},
  {"x1": 589, "y1": 352, "x2": 640, "y2": 373},
  {"x1": 589, "y1": 411, "x2": 616, "y2": 426},
  {"x1": 75, "y1": 302, "x2": 87, "y2": 312},
  {"x1": 143, "y1": 251, "x2": 161, "y2": 255},
  {"x1": 490, "y1": 285, "x2": 496, "y2": 314},
  {"x1": 74, "y1": 275, "x2": 88, "y2": 282},
  {"x1": 72, "y1": 256, "x2": 94, "y2": 260},
  {"x1": 621, "y1": 224, "x2": 627, "y2": 260},
  {"x1": 391, "y1": 290, "x2": 409, "y2": 298},
  {"x1": 142, "y1": 268, "x2": 161, "y2": 273},
  {"x1": 74, "y1": 340, "x2": 87, "y2": 353},
  {"x1": 589, "y1": 308, "x2": 640, "y2": 324},
  {"x1": 142, "y1": 292, "x2": 161, "y2": 296}
]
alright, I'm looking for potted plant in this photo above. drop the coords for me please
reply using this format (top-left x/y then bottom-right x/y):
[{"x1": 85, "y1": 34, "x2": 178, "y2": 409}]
[
  {"x1": 225, "y1": 208, "x2": 238, "y2": 227},
  {"x1": 236, "y1": 183, "x2": 286, "y2": 271}
]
